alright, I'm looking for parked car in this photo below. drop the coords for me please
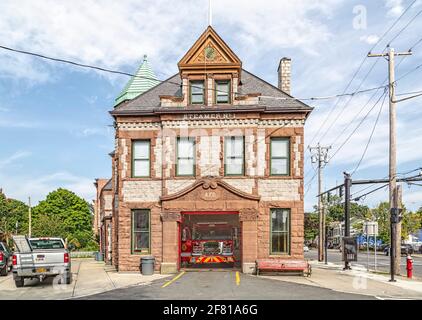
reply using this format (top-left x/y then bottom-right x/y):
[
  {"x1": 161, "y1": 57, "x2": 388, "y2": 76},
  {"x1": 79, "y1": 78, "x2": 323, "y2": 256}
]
[
  {"x1": 0, "y1": 241, "x2": 12, "y2": 276},
  {"x1": 303, "y1": 245, "x2": 309, "y2": 252},
  {"x1": 383, "y1": 244, "x2": 414, "y2": 256},
  {"x1": 12, "y1": 236, "x2": 72, "y2": 287}
]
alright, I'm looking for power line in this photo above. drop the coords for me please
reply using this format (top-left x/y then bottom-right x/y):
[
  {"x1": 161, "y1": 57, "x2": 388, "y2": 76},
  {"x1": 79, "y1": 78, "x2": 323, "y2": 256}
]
[
  {"x1": 328, "y1": 56, "x2": 406, "y2": 148},
  {"x1": 307, "y1": 0, "x2": 418, "y2": 147},
  {"x1": 258, "y1": 84, "x2": 388, "y2": 101},
  {"x1": 0, "y1": 43, "x2": 394, "y2": 103},
  {"x1": 353, "y1": 183, "x2": 389, "y2": 201},
  {"x1": 328, "y1": 89, "x2": 388, "y2": 162},
  {"x1": 408, "y1": 36, "x2": 422, "y2": 51},
  {"x1": 394, "y1": 61, "x2": 422, "y2": 83},
  {"x1": 386, "y1": 7, "x2": 422, "y2": 46},
  {"x1": 394, "y1": 91, "x2": 422, "y2": 103},
  {"x1": 351, "y1": 167, "x2": 422, "y2": 197},
  {"x1": 0, "y1": 44, "x2": 231, "y2": 97},
  {"x1": 317, "y1": 58, "x2": 382, "y2": 144},
  {"x1": 350, "y1": 93, "x2": 388, "y2": 176},
  {"x1": 316, "y1": 2, "x2": 420, "y2": 146}
]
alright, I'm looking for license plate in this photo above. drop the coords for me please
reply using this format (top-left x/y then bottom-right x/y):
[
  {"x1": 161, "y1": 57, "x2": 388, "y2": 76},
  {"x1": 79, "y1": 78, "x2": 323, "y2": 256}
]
[{"x1": 36, "y1": 268, "x2": 47, "y2": 273}]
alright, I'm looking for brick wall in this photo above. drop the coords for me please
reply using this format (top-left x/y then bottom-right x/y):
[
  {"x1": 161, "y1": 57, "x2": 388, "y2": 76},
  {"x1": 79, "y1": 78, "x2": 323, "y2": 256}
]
[{"x1": 113, "y1": 115, "x2": 306, "y2": 273}]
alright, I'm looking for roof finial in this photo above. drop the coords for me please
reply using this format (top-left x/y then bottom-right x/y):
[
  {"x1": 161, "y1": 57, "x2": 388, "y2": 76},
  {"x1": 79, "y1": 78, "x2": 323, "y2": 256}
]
[
  {"x1": 208, "y1": 0, "x2": 212, "y2": 26},
  {"x1": 143, "y1": 54, "x2": 148, "y2": 62}
]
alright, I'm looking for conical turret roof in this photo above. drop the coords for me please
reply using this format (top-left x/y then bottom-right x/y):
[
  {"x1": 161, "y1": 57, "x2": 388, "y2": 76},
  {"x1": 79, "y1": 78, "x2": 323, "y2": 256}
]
[{"x1": 114, "y1": 55, "x2": 160, "y2": 106}]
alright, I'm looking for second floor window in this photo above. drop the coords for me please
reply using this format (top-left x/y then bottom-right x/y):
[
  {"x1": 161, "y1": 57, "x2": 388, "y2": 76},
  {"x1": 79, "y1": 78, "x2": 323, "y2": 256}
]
[
  {"x1": 215, "y1": 80, "x2": 230, "y2": 104},
  {"x1": 132, "y1": 140, "x2": 150, "y2": 177},
  {"x1": 190, "y1": 80, "x2": 204, "y2": 104},
  {"x1": 270, "y1": 138, "x2": 290, "y2": 176},
  {"x1": 225, "y1": 136, "x2": 244, "y2": 175},
  {"x1": 177, "y1": 137, "x2": 195, "y2": 176}
]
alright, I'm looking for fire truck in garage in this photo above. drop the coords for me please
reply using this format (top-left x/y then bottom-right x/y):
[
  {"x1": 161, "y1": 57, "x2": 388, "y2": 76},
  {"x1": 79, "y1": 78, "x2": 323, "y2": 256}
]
[{"x1": 180, "y1": 221, "x2": 239, "y2": 267}]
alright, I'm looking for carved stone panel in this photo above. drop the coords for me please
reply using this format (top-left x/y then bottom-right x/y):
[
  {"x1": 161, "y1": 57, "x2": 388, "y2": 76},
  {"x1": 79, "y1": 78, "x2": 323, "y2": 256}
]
[
  {"x1": 161, "y1": 211, "x2": 181, "y2": 222},
  {"x1": 239, "y1": 208, "x2": 259, "y2": 221}
]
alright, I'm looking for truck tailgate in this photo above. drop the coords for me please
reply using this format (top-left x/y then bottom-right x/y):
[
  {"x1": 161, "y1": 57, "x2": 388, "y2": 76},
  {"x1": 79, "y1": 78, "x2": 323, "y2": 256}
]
[{"x1": 32, "y1": 250, "x2": 65, "y2": 266}]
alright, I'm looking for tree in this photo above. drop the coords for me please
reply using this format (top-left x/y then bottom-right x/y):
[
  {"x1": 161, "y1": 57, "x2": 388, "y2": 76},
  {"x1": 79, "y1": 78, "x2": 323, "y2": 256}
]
[
  {"x1": 370, "y1": 202, "x2": 391, "y2": 243},
  {"x1": 0, "y1": 191, "x2": 29, "y2": 244},
  {"x1": 312, "y1": 195, "x2": 370, "y2": 222},
  {"x1": 304, "y1": 212, "x2": 318, "y2": 241},
  {"x1": 33, "y1": 188, "x2": 95, "y2": 249},
  {"x1": 401, "y1": 209, "x2": 422, "y2": 240},
  {"x1": 32, "y1": 213, "x2": 66, "y2": 238}
]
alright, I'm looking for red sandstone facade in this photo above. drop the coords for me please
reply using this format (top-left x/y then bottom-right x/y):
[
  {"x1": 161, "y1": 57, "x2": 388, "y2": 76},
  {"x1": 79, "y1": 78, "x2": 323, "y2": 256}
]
[{"x1": 101, "y1": 26, "x2": 312, "y2": 274}]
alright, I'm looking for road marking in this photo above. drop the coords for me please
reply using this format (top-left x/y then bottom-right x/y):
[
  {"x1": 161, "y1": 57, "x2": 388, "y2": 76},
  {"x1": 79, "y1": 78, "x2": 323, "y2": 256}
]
[
  {"x1": 235, "y1": 271, "x2": 240, "y2": 286},
  {"x1": 161, "y1": 271, "x2": 185, "y2": 288}
]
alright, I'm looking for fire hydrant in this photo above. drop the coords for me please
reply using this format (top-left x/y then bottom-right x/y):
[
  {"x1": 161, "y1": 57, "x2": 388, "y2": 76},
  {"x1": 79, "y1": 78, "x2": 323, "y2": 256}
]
[{"x1": 406, "y1": 254, "x2": 413, "y2": 279}]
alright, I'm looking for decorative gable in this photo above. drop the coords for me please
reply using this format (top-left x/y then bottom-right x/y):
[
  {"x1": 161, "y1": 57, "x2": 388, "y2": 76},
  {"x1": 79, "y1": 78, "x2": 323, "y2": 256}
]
[{"x1": 178, "y1": 26, "x2": 242, "y2": 77}]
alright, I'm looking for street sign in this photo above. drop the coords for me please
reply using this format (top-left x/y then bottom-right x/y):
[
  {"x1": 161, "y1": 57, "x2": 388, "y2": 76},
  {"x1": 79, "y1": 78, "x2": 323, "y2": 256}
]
[
  {"x1": 342, "y1": 237, "x2": 358, "y2": 262},
  {"x1": 363, "y1": 221, "x2": 378, "y2": 236}
]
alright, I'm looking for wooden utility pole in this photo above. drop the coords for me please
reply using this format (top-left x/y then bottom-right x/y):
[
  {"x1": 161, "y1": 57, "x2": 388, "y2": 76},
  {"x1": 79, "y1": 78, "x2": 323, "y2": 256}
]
[
  {"x1": 309, "y1": 143, "x2": 331, "y2": 262},
  {"x1": 28, "y1": 196, "x2": 32, "y2": 237},
  {"x1": 368, "y1": 47, "x2": 412, "y2": 276},
  {"x1": 343, "y1": 172, "x2": 352, "y2": 270}
]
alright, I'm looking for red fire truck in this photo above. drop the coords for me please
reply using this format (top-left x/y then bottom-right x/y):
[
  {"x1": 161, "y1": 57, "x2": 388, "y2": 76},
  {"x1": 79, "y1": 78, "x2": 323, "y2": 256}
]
[{"x1": 181, "y1": 222, "x2": 237, "y2": 266}]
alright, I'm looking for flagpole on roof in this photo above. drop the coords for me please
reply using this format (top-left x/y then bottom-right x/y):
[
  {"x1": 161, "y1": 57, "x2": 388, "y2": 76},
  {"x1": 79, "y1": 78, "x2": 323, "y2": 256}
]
[{"x1": 208, "y1": 0, "x2": 212, "y2": 26}]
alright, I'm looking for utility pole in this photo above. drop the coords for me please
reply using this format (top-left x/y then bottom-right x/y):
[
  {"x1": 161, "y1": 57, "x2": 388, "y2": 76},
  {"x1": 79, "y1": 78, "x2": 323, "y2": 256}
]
[
  {"x1": 343, "y1": 172, "x2": 352, "y2": 270},
  {"x1": 28, "y1": 196, "x2": 32, "y2": 237},
  {"x1": 368, "y1": 47, "x2": 412, "y2": 277},
  {"x1": 309, "y1": 143, "x2": 331, "y2": 262}
]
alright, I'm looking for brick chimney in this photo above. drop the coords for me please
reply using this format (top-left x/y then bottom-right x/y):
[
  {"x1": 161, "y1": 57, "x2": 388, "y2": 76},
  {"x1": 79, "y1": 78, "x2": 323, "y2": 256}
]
[{"x1": 278, "y1": 57, "x2": 291, "y2": 95}]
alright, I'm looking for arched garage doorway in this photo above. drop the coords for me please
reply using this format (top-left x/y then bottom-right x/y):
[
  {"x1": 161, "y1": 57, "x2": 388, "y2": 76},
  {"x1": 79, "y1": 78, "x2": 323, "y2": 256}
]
[{"x1": 180, "y1": 211, "x2": 241, "y2": 269}]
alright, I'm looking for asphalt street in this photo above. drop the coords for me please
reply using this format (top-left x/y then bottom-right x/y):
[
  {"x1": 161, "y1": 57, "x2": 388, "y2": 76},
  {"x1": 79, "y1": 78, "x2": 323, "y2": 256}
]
[
  {"x1": 78, "y1": 270, "x2": 375, "y2": 300},
  {"x1": 305, "y1": 249, "x2": 422, "y2": 277}
]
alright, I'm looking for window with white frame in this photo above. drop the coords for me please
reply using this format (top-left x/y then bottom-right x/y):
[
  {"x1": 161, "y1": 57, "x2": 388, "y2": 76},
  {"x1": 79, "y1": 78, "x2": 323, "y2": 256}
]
[
  {"x1": 270, "y1": 138, "x2": 290, "y2": 175},
  {"x1": 132, "y1": 140, "x2": 150, "y2": 177},
  {"x1": 177, "y1": 137, "x2": 195, "y2": 176},
  {"x1": 224, "y1": 136, "x2": 244, "y2": 175}
]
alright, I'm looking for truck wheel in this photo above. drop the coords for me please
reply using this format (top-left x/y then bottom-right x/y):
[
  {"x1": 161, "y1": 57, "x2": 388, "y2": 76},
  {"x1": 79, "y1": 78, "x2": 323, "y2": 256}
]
[
  {"x1": 0, "y1": 265, "x2": 7, "y2": 276},
  {"x1": 59, "y1": 273, "x2": 72, "y2": 285},
  {"x1": 65, "y1": 273, "x2": 72, "y2": 285},
  {"x1": 14, "y1": 277, "x2": 24, "y2": 287}
]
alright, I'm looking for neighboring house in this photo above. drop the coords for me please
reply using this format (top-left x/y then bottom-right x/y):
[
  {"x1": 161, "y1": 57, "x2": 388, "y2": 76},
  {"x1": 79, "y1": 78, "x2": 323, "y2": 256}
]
[
  {"x1": 329, "y1": 218, "x2": 362, "y2": 247},
  {"x1": 93, "y1": 178, "x2": 113, "y2": 263},
  {"x1": 100, "y1": 26, "x2": 312, "y2": 274}
]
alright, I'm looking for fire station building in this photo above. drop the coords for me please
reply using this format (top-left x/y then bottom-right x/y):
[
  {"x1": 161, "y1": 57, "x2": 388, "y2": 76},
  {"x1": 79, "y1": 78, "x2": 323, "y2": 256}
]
[{"x1": 97, "y1": 26, "x2": 312, "y2": 274}]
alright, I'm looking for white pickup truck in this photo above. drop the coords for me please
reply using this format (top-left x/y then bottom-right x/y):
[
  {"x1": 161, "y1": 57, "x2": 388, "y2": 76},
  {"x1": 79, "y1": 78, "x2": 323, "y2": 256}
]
[{"x1": 12, "y1": 236, "x2": 72, "y2": 287}]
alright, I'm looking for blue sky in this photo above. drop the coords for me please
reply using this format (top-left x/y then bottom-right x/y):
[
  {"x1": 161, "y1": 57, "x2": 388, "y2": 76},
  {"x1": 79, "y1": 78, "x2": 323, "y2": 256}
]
[{"x1": 0, "y1": 0, "x2": 421, "y2": 211}]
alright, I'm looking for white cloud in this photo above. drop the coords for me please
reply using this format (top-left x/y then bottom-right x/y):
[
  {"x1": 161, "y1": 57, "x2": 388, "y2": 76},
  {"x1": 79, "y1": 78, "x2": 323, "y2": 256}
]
[
  {"x1": 0, "y1": 171, "x2": 95, "y2": 205},
  {"x1": 0, "y1": 151, "x2": 31, "y2": 169},
  {"x1": 360, "y1": 34, "x2": 380, "y2": 45},
  {"x1": 0, "y1": 0, "x2": 341, "y2": 82},
  {"x1": 385, "y1": 0, "x2": 404, "y2": 17}
]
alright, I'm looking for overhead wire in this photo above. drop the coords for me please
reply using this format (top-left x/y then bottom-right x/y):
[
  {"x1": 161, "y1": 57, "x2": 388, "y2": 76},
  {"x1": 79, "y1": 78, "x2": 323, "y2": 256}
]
[{"x1": 349, "y1": 93, "x2": 388, "y2": 176}]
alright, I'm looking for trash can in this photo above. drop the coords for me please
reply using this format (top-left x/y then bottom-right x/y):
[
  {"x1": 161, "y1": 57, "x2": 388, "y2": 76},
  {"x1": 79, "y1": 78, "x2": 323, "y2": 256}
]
[
  {"x1": 97, "y1": 252, "x2": 104, "y2": 261},
  {"x1": 140, "y1": 256, "x2": 155, "y2": 275},
  {"x1": 94, "y1": 252, "x2": 99, "y2": 261}
]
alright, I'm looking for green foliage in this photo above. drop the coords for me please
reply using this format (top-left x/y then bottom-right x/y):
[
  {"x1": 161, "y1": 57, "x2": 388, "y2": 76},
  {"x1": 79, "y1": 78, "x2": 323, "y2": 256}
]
[
  {"x1": 32, "y1": 213, "x2": 66, "y2": 238},
  {"x1": 0, "y1": 191, "x2": 29, "y2": 245},
  {"x1": 304, "y1": 212, "x2": 318, "y2": 241},
  {"x1": 312, "y1": 195, "x2": 370, "y2": 221},
  {"x1": 32, "y1": 188, "x2": 97, "y2": 251}
]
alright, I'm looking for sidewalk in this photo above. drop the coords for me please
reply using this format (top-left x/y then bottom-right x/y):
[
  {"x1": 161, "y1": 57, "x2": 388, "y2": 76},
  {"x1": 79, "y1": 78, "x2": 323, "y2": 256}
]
[
  {"x1": 259, "y1": 260, "x2": 422, "y2": 300},
  {"x1": 0, "y1": 258, "x2": 170, "y2": 300}
]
